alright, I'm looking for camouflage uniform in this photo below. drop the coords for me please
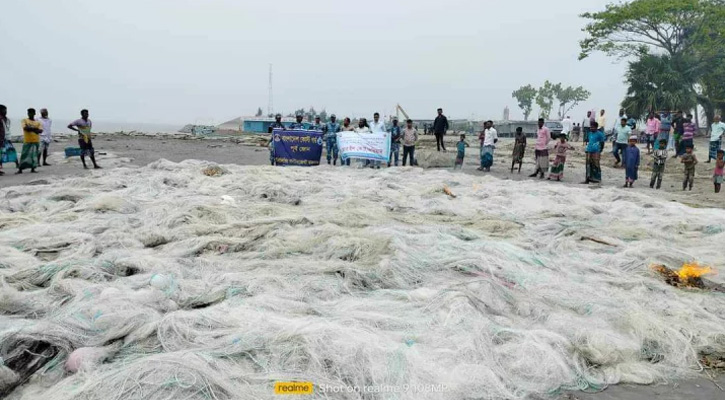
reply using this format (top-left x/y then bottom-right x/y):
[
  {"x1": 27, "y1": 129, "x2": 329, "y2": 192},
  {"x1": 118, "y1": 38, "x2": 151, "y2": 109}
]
[
  {"x1": 325, "y1": 121, "x2": 341, "y2": 164},
  {"x1": 268, "y1": 121, "x2": 285, "y2": 165},
  {"x1": 388, "y1": 124, "x2": 402, "y2": 166}
]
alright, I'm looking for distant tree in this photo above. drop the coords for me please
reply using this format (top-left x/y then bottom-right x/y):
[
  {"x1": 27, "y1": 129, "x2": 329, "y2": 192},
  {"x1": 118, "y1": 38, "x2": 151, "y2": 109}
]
[
  {"x1": 536, "y1": 81, "x2": 557, "y2": 119},
  {"x1": 511, "y1": 85, "x2": 537, "y2": 120},
  {"x1": 555, "y1": 86, "x2": 591, "y2": 119},
  {"x1": 306, "y1": 107, "x2": 317, "y2": 122},
  {"x1": 255, "y1": 107, "x2": 263, "y2": 117},
  {"x1": 319, "y1": 109, "x2": 328, "y2": 122}
]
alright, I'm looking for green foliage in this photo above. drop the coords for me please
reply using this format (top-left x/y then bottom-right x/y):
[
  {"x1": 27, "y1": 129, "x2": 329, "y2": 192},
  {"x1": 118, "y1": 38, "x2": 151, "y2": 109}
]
[
  {"x1": 579, "y1": 0, "x2": 708, "y2": 60},
  {"x1": 536, "y1": 81, "x2": 557, "y2": 119},
  {"x1": 620, "y1": 54, "x2": 698, "y2": 118},
  {"x1": 255, "y1": 107, "x2": 263, "y2": 117},
  {"x1": 512, "y1": 85, "x2": 537, "y2": 120},
  {"x1": 582, "y1": 0, "x2": 725, "y2": 122},
  {"x1": 556, "y1": 86, "x2": 591, "y2": 118}
]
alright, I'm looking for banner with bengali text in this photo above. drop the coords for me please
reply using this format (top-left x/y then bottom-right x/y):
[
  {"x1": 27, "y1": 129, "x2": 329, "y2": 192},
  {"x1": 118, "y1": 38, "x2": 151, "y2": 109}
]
[
  {"x1": 338, "y1": 131, "x2": 391, "y2": 162},
  {"x1": 272, "y1": 129, "x2": 324, "y2": 166}
]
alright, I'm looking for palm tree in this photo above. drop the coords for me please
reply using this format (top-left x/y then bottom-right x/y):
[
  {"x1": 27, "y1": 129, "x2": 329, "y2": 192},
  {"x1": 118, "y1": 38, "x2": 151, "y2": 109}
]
[{"x1": 621, "y1": 54, "x2": 698, "y2": 119}]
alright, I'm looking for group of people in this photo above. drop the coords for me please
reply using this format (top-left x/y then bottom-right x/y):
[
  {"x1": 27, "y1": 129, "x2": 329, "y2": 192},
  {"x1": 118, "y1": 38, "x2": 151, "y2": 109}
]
[
  {"x1": 499, "y1": 109, "x2": 725, "y2": 193},
  {"x1": 267, "y1": 111, "x2": 420, "y2": 168},
  {"x1": 0, "y1": 105, "x2": 101, "y2": 176}
]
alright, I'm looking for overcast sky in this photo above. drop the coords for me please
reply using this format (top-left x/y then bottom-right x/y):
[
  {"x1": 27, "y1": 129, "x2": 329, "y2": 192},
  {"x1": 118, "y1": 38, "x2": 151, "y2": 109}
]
[{"x1": 1, "y1": 0, "x2": 627, "y2": 125}]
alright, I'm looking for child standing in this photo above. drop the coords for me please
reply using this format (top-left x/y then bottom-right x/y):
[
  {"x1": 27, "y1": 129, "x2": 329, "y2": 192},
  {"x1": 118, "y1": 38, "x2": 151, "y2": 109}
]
[
  {"x1": 623, "y1": 135, "x2": 640, "y2": 188},
  {"x1": 714, "y1": 150, "x2": 724, "y2": 193},
  {"x1": 650, "y1": 139, "x2": 668, "y2": 189},
  {"x1": 455, "y1": 134, "x2": 469, "y2": 170},
  {"x1": 680, "y1": 145, "x2": 698, "y2": 191},
  {"x1": 548, "y1": 135, "x2": 573, "y2": 181},
  {"x1": 511, "y1": 127, "x2": 526, "y2": 173}
]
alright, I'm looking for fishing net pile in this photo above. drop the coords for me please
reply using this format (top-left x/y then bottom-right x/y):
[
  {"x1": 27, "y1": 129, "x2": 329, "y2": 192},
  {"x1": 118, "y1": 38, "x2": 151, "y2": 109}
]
[{"x1": 1, "y1": 159, "x2": 725, "y2": 399}]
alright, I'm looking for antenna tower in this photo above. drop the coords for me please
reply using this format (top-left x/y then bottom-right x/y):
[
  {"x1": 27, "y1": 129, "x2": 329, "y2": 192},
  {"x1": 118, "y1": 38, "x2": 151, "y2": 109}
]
[{"x1": 267, "y1": 64, "x2": 274, "y2": 116}]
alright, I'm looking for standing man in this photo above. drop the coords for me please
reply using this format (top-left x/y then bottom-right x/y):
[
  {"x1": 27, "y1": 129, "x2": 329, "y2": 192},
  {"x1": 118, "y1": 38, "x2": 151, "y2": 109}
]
[
  {"x1": 0, "y1": 104, "x2": 8, "y2": 176},
  {"x1": 38, "y1": 108, "x2": 52, "y2": 166},
  {"x1": 370, "y1": 112, "x2": 386, "y2": 133},
  {"x1": 325, "y1": 114, "x2": 341, "y2": 165},
  {"x1": 341, "y1": 117, "x2": 355, "y2": 166},
  {"x1": 478, "y1": 121, "x2": 498, "y2": 172},
  {"x1": 582, "y1": 111, "x2": 593, "y2": 144},
  {"x1": 597, "y1": 109, "x2": 607, "y2": 131},
  {"x1": 612, "y1": 118, "x2": 632, "y2": 168},
  {"x1": 708, "y1": 115, "x2": 725, "y2": 163},
  {"x1": 645, "y1": 112, "x2": 660, "y2": 154},
  {"x1": 18, "y1": 108, "x2": 43, "y2": 174},
  {"x1": 402, "y1": 119, "x2": 418, "y2": 166},
  {"x1": 369, "y1": 113, "x2": 386, "y2": 169},
  {"x1": 561, "y1": 115, "x2": 573, "y2": 139},
  {"x1": 311, "y1": 115, "x2": 325, "y2": 131},
  {"x1": 67, "y1": 109, "x2": 100, "y2": 169},
  {"x1": 529, "y1": 118, "x2": 551, "y2": 179},
  {"x1": 388, "y1": 117, "x2": 402, "y2": 167},
  {"x1": 289, "y1": 113, "x2": 306, "y2": 130},
  {"x1": 672, "y1": 110, "x2": 685, "y2": 156},
  {"x1": 433, "y1": 108, "x2": 449, "y2": 152},
  {"x1": 657, "y1": 111, "x2": 672, "y2": 151},
  {"x1": 267, "y1": 114, "x2": 285, "y2": 166}
]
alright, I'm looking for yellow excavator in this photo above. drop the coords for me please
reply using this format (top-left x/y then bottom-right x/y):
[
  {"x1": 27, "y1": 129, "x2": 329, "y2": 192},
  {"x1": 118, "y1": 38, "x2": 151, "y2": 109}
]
[{"x1": 395, "y1": 104, "x2": 410, "y2": 122}]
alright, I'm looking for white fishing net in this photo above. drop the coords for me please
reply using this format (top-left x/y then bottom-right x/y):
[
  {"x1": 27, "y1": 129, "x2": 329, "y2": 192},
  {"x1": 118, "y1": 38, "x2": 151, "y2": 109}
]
[{"x1": 1, "y1": 159, "x2": 724, "y2": 400}]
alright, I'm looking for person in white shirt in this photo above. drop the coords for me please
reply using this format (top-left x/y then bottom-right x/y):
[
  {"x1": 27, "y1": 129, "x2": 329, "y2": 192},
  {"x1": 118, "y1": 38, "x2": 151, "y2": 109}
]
[
  {"x1": 709, "y1": 115, "x2": 725, "y2": 163},
  {"x1": 369, "y1": 112, "x2": 386, "y2": 168},
  {"x1": 561, "y1": 116, "x2": 573, "y2": 138},
  {"x1": 38, "y1": 108, "x2": 52, "y2": 166},
  {"x1": 370, "y1": 112, "x2": 386, "y2": 132},
  {"x1": 477, "y1": 120, "x2": 498, "y2": 172},
  {"x1": 354, "y1": 118, "x2": 372, "y2": 168}
]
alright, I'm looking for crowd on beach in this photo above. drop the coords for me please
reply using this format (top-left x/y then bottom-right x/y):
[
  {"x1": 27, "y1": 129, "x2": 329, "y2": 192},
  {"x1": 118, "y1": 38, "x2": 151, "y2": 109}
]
[
  {"x1": 506, "y1": 110, "x2": 724, "y2": 193},
  {"x1": 3, "y1": 103, "x2": 724, "y2": 193},
  {"x1": 271, "y1": 106, "x2": 725, "y2": 194},
  {"x1": 0, "y1": 105, "x2": 100, "y2": 176}
]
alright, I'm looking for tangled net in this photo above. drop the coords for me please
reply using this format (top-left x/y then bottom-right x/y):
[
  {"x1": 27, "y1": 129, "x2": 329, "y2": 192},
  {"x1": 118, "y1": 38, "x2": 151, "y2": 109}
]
[{"x1": 1, "y1": 159, "x2": 725, "y2": 399}]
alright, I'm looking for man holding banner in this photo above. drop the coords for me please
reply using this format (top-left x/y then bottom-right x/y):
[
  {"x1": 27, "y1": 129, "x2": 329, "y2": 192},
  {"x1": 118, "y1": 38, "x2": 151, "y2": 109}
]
[
  {"x1": 267, "y1": 114, "x2": 285, "y2": 166},
  {"x1": 271, "y1": 113, "x2": 324, "y2": 167},
  {"x1": 337, "y1": 118, "x2": 390, "y2": 168},
  {"x1": 325, "y1": 114, "x2": 341, "y2": 165}
]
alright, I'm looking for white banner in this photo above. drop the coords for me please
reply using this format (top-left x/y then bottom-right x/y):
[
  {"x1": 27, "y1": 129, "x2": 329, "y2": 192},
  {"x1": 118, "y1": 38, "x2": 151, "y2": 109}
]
[{"x1": 337, "y1": 131, "x2": 391, "y2": 162}]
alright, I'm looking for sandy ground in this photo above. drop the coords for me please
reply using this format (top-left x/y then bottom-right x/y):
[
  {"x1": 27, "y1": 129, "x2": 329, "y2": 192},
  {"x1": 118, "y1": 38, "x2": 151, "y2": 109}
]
[
  {"x1": 1, "y1": 133, "x2": 724, "y2": 399},
  {"x1": 2, "y1": 134, "x2": 723, "y2": 211}
]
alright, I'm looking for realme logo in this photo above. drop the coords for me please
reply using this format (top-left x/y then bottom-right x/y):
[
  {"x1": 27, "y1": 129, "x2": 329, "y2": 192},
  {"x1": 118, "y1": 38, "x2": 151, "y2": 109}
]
[{"x1": 274, "y1": 382, "x2": 313, "y2": 395}]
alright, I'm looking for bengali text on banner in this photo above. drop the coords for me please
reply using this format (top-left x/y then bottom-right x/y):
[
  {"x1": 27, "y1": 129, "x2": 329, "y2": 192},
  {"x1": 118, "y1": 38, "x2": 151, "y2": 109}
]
[{"x1": 273, "y1": 129, "x2": 324, "y2": 166}]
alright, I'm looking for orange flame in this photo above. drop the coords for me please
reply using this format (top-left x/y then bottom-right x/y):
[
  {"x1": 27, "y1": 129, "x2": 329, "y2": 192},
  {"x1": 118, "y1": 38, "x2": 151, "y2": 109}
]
[{"x1": 676, "y1": 262, "x2": 715, "y2": 280}]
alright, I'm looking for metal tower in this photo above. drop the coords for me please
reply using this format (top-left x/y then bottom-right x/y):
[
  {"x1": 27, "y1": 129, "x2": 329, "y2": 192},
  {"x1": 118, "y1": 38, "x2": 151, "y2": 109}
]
[{"x1": 267, "y1": 64, "x2": 274, "y2": 116}]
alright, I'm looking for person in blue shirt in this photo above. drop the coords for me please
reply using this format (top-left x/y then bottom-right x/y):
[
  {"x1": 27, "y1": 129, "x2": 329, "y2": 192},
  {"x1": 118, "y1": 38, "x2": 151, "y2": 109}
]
[
  {"x1": 267, "y1": 114, "x2": 285, "y2": 166},
  {"x1": 454, "y1": 134, "x2": 470, "y2": 169},
  {"x1": 289, "y1": 113, "x2": 306, "y2": 130},
  {"x1": 324, "y1": 114, "x2": 341, "y2": 165},
  {"x1": 623, "y1": 135, "x2": 640, "y2": 188},
  {"x1": 656, "y1": 111, "x2": 672, "y2": 150},
  {"x1": 582, "y1": 121, "x2": 605, "y2": 184},
  {"x1": 310, "y1": 115, "x2": 325, "y2": 132},
  {"x1": 388, "y1": 117, "x2": 402, "y2": 167}
]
